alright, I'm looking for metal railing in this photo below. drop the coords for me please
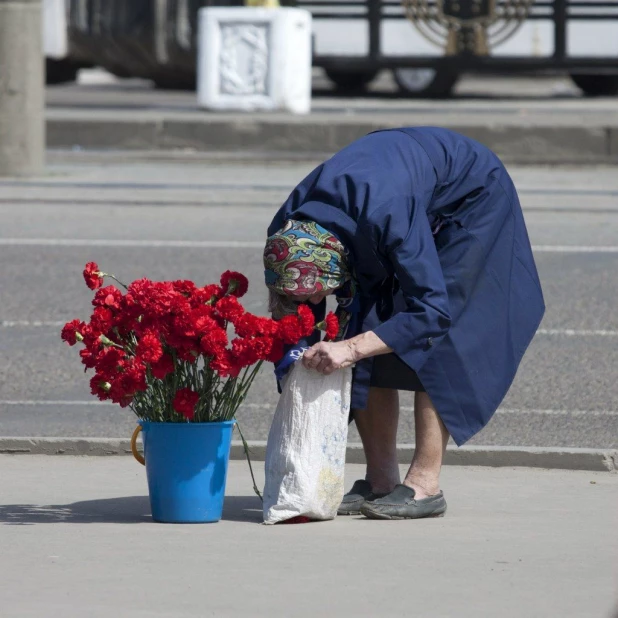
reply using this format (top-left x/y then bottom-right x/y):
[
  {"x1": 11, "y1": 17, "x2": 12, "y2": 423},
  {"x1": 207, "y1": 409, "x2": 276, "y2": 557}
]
[{"x1": 297, "y1": 0, "x2": 618, "y2": 70}]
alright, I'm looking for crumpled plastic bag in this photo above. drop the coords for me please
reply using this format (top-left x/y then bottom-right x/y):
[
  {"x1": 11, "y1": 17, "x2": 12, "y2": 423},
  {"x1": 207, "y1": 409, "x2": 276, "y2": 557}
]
[{"x1": 263, "y1": 360, "x2": 352, "y2": 524}]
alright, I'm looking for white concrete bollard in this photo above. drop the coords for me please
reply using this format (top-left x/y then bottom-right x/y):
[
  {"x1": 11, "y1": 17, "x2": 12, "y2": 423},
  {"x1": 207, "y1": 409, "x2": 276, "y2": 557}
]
[
  {"x1": 197, "y1": 7, "x2": 312, "y2": 114},
  {"x1": 43, "y1": 0, "x2": 68, "y2": 59}
]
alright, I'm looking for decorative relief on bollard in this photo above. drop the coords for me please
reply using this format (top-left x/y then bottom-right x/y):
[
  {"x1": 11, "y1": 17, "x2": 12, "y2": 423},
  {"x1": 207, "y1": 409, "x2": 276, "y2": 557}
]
[
  {"x1": 219, "y1": 24, "x2": 270, "y2": 96},
  {"x1": 197, "y1": 7, "x2": 312, "y2": 113}
]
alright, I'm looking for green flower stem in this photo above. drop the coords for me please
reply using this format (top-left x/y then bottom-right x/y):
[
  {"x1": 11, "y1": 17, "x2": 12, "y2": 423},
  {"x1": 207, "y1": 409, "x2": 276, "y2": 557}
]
[
  {"x1": 235, "y1": 420, "x2": 262, "y2": 501},
  {"x1": 101, "y1": 273, "x2": 129, "y2": 290}
]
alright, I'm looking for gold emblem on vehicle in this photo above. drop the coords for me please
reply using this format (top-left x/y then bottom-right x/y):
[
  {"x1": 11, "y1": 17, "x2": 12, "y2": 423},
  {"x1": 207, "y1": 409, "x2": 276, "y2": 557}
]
[{"x1": 401, "y1": 0, "x2": 534, "y2": 55}]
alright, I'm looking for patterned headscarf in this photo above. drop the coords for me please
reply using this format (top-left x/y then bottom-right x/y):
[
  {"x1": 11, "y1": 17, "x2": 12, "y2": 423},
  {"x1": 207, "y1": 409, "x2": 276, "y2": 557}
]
[{"x1": 264, "y1": 219, "x2": 357, "y2": 339}]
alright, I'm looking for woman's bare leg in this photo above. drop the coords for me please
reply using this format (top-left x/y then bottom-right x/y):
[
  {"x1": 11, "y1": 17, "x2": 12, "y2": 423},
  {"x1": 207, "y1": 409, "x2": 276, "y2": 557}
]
[
  {"x1": 402, "y1": 391, "x2": 450, "y2": 499},
  {"x1": 353, "y1": 387, "x2": 400, "y2": 494}
]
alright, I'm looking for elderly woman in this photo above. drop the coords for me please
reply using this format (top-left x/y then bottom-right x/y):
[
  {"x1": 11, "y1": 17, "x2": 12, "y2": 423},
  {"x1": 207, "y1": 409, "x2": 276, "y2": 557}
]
[{"x1": 263, "y1": 127, "x2": 544, "y2": 520}]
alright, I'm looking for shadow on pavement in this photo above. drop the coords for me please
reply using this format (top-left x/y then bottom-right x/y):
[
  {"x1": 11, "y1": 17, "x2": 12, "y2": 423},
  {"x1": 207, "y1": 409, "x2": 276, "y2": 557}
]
[
  {"x1": 0, "y1": 496, "x2": 151, "y2": 525},
  {"x1": 222, "y1": 496, "x2": 263, "y2": 524},
  {"x1": 0, "y1": 495, "x2": 263, "y2": 525}
]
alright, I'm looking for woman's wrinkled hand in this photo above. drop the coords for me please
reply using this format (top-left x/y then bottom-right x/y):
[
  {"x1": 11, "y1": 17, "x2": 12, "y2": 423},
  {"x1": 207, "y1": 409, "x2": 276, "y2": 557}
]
[{"x1": 302, "y1": 341, "x2": 357, "y2": 375}]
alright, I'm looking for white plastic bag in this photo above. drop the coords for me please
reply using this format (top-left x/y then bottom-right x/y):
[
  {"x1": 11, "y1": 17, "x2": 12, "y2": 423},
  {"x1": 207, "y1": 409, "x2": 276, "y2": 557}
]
[{"x1": 263, "y1": 361, "x2": 352, "y2": 524}]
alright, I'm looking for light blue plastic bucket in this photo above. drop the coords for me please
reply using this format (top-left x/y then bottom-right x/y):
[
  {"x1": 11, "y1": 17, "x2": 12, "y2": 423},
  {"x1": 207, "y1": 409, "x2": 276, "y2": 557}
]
[{"x1": 140, "y1": 420, "x2": 235, "y2": 523}]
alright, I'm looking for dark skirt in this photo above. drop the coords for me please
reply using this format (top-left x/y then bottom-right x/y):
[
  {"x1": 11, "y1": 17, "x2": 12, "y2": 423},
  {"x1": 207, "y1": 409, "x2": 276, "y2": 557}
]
[
  {"x1": 362, "y1": 284, "x2": 426, "y2": 393},
  {"x1": 370, "y1": 352, "x2": 426, "y2": 392}
]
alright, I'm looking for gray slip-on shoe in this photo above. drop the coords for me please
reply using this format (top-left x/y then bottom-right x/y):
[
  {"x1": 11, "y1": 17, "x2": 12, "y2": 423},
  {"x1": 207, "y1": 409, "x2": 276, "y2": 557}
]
[
  {"x1": 337, "y1": 479, "x2": 387, "y2": 516},
  {"x1": 360, "y1": 484, "x2": 447, "y2": 520}
]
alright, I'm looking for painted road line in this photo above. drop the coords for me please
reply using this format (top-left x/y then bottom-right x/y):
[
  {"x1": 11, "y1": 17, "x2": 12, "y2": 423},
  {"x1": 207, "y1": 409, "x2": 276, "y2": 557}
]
[
  {"x1": 1, "y1": 400, "x2": 617, "y2": 417},
  {"x1": 536, "y1": 329, "x2": 618, "y2": 337},
  {"x1": 2, "y1": 180, "x2": 618, "y2": 197},
  {"x1": 1, "y1": 238, "x2": 618, "y2": 252},
  {"x1": 0, "y1": 238, "x2": 265, "y2": 248},
  {"x1": 532, "y1": 245, "x2": 618, "y2": 253},
  {"x1": 1, "y1": 320, "x2": 65, "y2": 328},
  {"x1": 3, "y1": 321, "x2": 618, "y2": 338}
]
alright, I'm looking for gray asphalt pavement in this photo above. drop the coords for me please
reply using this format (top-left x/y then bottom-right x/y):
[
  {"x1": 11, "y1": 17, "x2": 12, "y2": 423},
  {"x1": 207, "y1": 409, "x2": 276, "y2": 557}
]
[
  {"x1": 0, "y1": 156, "x2": 617, "y2": 448},
  {"x1": 0, "y1": 456, "x2": 616, "y2": 618}
]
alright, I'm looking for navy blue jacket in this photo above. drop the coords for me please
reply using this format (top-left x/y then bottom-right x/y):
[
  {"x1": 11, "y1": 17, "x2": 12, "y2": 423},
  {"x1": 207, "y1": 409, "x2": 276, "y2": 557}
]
[{"x1": 268, "y1": 127, "x2": 545, "y2": 445}]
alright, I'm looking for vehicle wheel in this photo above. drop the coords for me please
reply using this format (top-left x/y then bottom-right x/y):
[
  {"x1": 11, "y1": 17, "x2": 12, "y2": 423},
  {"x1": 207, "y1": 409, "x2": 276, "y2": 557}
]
[
  {"x1": 45, "y1": 58, "x2": 79, "y2": 85},
  {"x1": 324, "y1": 69, "x2": 379, "y2": 93},
  {"x1": 570, "y1": 74, "x2": 618, "y2": 97},
  {"x1": 393, "y1": 67, "x2": 459, "y2": 98},
  {"x1": 106, "y1": 65, "x2": 132, "y2": 79},
  {"x1": 152, "y1": 73, "x2": 196, "y2": 91}
]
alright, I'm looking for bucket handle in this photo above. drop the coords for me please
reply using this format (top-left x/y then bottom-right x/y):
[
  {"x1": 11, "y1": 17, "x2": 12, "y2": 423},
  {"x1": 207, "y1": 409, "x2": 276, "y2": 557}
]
[{"x1": 131, "y1": 425, "x2": 145, "y2": 466}]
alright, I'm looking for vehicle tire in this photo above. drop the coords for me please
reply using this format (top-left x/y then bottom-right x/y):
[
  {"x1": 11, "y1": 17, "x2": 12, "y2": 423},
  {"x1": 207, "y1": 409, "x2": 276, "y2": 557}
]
[
  {"x1": 152, "y1": 73, "x2": 196, "y2": 91},
  {"x1": 570, "y1": 74, "x2": 618, "y2": 97},
  {"x1": 106, "y1": 65, "x2": 132, "y2": 79},
  {"x1": 324, "y1": 69, "x2": 379, "y2": 93},
  {"x1": 45, "y1": 58, "x2": 79, "y2": 85},
  {"x1": 393, "y1": 67, "x2": 459, "y2": 98}
]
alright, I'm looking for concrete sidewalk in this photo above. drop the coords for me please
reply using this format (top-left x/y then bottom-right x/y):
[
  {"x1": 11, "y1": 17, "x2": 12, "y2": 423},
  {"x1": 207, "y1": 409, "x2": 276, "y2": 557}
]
[
  {"x1": 46, "y1": 107, "x2": 618, "y2": 165},
  {"x1": 1, "y1": 456, "x2": 616, "y2": 617},
  {"x1": 45, "y1": 73, "x2": 618, "y2": 164}
]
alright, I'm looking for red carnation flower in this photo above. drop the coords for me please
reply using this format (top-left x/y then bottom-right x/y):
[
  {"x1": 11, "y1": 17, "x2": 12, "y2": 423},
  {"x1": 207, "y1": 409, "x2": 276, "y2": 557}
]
[
  {"x1": 83, "y1": 262, "x2": 104, "y2": 290},
  {"x1": 189, "y1": 306, "x2": 218, "y2": 337},
  {"x1": 127, "y1": 279, "x2": 180, "y2": 320},
  {"x1": 325, "y1": 312, "x2": 339, "y2": 341},
  {"x1": 261, "y1": 317, "x2": 280, "y2": 336},
  {"x1": 215, "y1": 296, "x2": 245, "y2": 323},
  {"x1": 167, "y1": 292, "x2": 191, "y2": 319},
  {"x1": 89, "y1": 306, "x2": 114, "y2": 335},
  {"x1": 246, "y1": 336, "x2": 279, "y2": 362},
  {"x1": 173, "y1": 387, "x2": 200, "y2": 420},
  {"x1": 81, "y1": 325, "x2": 99, "y2": 345},
  {"x1": 297, "y1": 304, "x2": 316, "y2": 337},
  {"x1": 89, "y1": 374, "x2": 111, "y2": 401},
  {"x1": 108, "y1": 380, "x2": 134, "y2": 408},
  {"x1": 172, "y1": 280, "x2": 197, "y2": 297},
  {"x1": 200, "y1": 328, "x2": 228, "y2": 357},
  {"x1": 231, "y1": 337, "x2": 260, "y2": 367},
  {"x1": 234, "y1": 314, "x2": 259, "y2": 338},
  {"x1": 108, "y1": 360, "x2": 147, "y2": 405},
  {"x1": 234, "y1": 314, "x2": 278, "y2": 338},
  {"x1": 79, "y1": 346, "x2": 99, "y2": 369},
  {"x1": 61, "y1": 319, "x2": 86, "y2": 346},
  {"x1": 220, "y1": 270, "x2": 249, "y2": 298},
  {"x1": 95, "y1": 347, "x2": 125, "y2": 378},
  {"x1": 191, "y1": 284, "x2": 224, "y2": 307},
  {"x1": 136, "y1": 331, "x2": 163, "y2": 364},
  {"x1": 277, "y1": 315, "x2": 303, "y2": 345},
  {"x1": 266, "y1": 337, "x2": 285, "y2": 363},
  {"x1": 170, "y1": 314, "x2": 196, "y2": 340},
  {"x1": 210, "y1": 349, "x2": 241, "y2": 378},
  {"x1": 151, "y1": 354, "x2": 175, "y2": 380},
  {"x1": 92, "y1": 285, "x2": 122, "y2": 311}
]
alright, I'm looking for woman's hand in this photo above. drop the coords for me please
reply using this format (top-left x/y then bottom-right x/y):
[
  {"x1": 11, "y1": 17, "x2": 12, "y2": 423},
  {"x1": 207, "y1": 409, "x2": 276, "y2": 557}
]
[
  {"x1": 302, "y1": 341, "x2": 357, "y2": 375},
  {"x1": 302, "y1": 331, "x2": 393, "y2": 375}
]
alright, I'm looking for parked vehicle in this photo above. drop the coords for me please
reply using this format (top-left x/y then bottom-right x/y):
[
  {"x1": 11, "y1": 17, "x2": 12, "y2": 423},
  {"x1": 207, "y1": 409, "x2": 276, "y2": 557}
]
[
  {"x1": 308, "y1": 0, "x2": 618, "y2": 97},
  {"x1": 44, "y1": 0, "x2": 92, "y2": 84},
  {"x1": 47, "y1": 0, "x2": 618, "y2": 97}
]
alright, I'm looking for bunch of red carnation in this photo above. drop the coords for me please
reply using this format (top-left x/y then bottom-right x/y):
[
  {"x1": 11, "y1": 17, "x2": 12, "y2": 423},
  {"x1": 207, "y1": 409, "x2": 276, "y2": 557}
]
[{"x1": 61, "y1": 263, "x2": 339, "y2": 423}]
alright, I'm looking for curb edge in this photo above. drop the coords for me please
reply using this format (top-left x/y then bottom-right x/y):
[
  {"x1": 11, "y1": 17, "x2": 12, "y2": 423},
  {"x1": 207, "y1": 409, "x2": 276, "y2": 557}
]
[{"x1": 0, "y1": 438, "x2": 615, "y2": 472}]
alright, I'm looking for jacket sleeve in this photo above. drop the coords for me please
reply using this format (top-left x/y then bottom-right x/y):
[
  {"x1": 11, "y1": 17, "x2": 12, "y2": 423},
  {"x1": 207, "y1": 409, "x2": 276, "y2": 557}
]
[{"x1": 369, "y1": 198, "x2": 451, "y2": 372}]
